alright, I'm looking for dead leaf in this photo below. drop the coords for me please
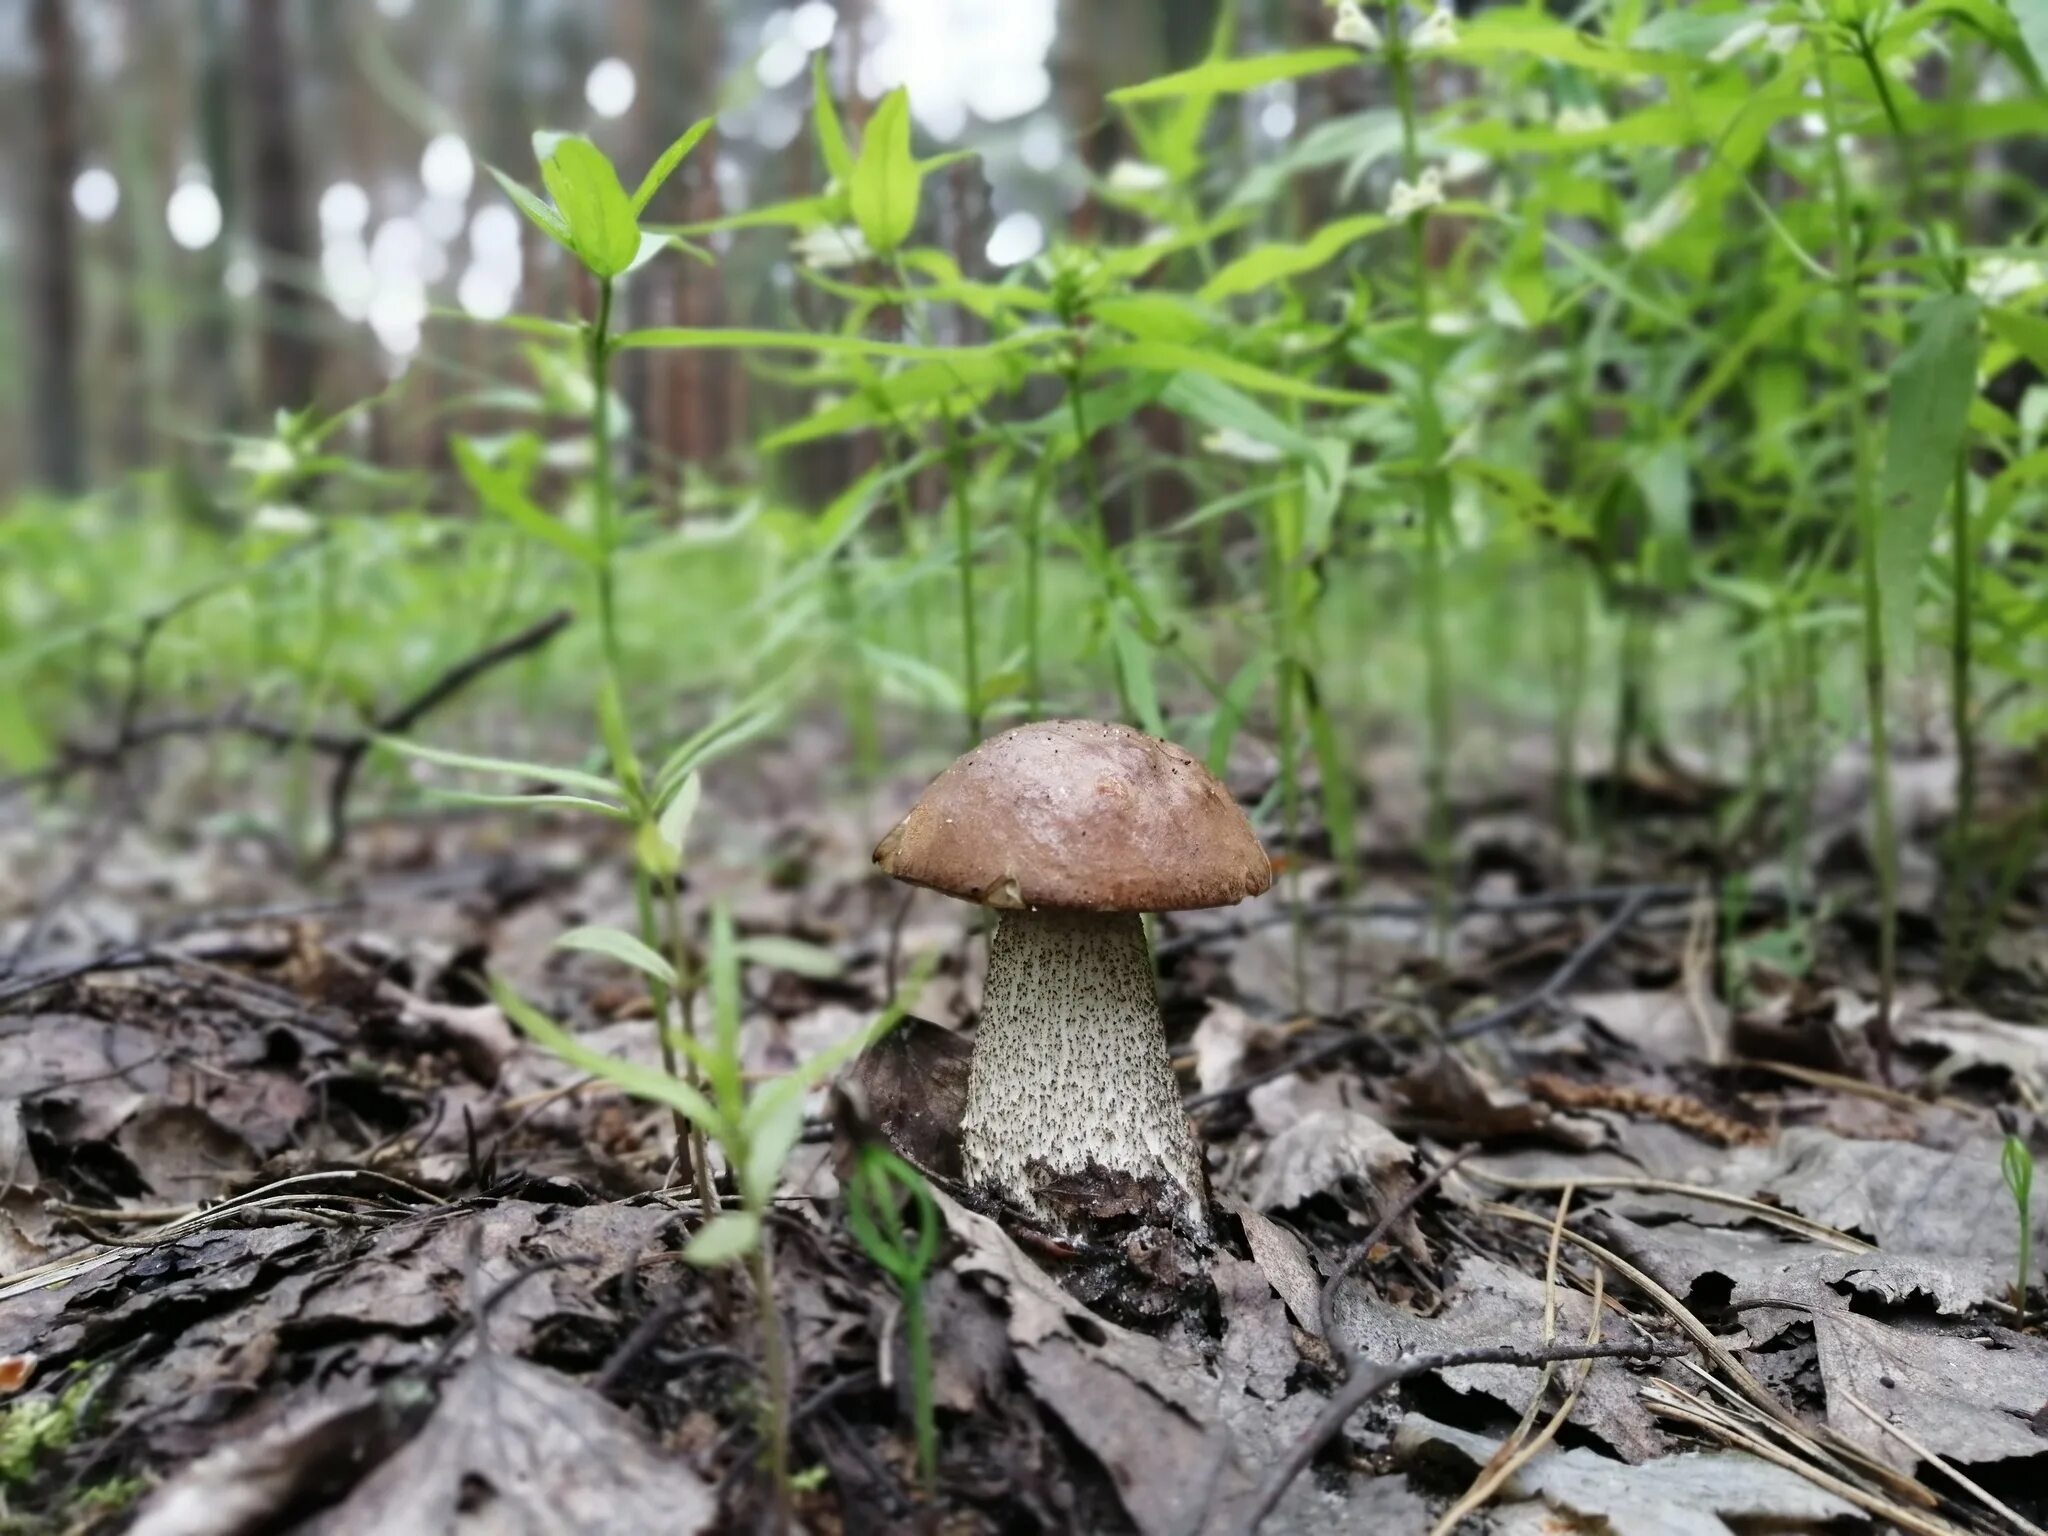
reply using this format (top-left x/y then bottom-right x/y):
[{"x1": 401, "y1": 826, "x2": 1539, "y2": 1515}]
[
  {"x1": 848, "y1": 1016, "x2": 970, "y2": 1180},
  {"x1": 1331, "y1": 1255, "x2": 1666, "y2": 1463},
  {"x1": 1397, "y1": 1414, "x2": 1859, "y2": 1536},
  {"x1": 1227, "y1": 1200, "x2": 1324, "y2": 1337},
  {"x1": 1720, "y1": 1128, "x2": 2048, "y2": 1266},
  {"x1": 1239, "y1": 1109, "x2": 1419, "y2": 1244},
  {"x1": 300, "y1": 1355, "x2": 716, "y2": 1535},
  {"x1": 129, "y1": 1386, "x2": 428, "y2": 1536},
  {"x1": 1570, "y1": 990, "x2": 1725, "y2": 1066}
]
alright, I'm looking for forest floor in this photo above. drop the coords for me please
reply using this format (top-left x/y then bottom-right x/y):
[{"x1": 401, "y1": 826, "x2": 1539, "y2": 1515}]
[{"x1": 1, "y1": 715, "x2": 2045, "y2": 1535}]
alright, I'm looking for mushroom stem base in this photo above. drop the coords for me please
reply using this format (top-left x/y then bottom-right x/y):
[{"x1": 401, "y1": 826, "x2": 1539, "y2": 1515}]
[{"x1": 962, "y1": 909, "x2": 1208, "y2": 1236}]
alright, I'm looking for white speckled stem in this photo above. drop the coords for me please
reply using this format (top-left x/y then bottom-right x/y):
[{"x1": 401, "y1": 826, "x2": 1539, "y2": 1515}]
[{"x1": 961, "y1": 909, "x2": 1208, "y2": 1233}]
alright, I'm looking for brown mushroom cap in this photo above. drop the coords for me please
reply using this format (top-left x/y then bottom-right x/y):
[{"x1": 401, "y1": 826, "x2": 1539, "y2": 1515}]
[{"x1": 873, "y1": 719, "x2": 1273, "y2": 912}]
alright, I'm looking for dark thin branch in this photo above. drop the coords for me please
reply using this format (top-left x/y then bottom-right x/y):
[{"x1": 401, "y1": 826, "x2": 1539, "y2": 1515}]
[
  {"x1": 1186, "y1": 889, "x2": 1653, "y2": 1112},
  {"x1": 0, "y1": 609, "x2": 571, "y2": 861},
  {"x1": 1227, "y1": 1336, "x2": 1689, "y2": 1535},
  {"x1": 321, "y1": 607, "x2": 573, "y2": 859},
  {"x1": 1316, "y1": 1147, "x2": 1473, "y2": 1345},
  {"x1": 1155, "y1": 881, "x2": 1715, "y2": 961}
]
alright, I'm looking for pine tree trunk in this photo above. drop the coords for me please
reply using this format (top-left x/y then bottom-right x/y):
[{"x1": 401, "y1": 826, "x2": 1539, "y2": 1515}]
[{"x1": 27, "y1": 0, "x2": 84, "y2": 492}]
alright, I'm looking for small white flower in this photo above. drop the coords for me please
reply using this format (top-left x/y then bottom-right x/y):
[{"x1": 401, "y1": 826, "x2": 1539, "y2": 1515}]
[
  {"x1": 1386, "y1": 165, "x2": 1445, "y2": 220},
  {"x1": 1332, "y1": 0, "x2": 1381, "y2": 49},
  {"x1": 1970, "y1": 256, "x2": 2048, "y2": 304},
  {"x1": 791, "y1": 224, "x2": 870, "y2": 270},
  {"x1": 1106, "y1": 159, "x2": 1172, "y2": 195},
  {"x1": 1203, "y1": 427, "x2": 1285, "y2": 464},
  {"x1": 231, "y1": 438, "x2": 296, "y2": 478},
  {"x1": 1621, "y1": 185, "x2": 1695, "y2": 253},
  {"x1": 1411, "y1": 3, "x2": 1459, "y2": 50},
  {"x1": 1554, "y1": 103, "x2": 1610, "y2": 135},
  {"x1": 250, "y1": 503, "x2": 318, "y2": 537}
]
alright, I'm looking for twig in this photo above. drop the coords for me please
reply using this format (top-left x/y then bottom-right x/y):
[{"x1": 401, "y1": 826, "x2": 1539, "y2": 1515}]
[
  {"x1": 1157, "y1": 881, "x2": 1710, "y2": 961},
  {"x1": 1188, "y1": 890, "x2": 1652, "y2": 1112},
  {"x1": 1444, "y1": 888, "x2": 1651, "y2": 1041},
  {"x1": 1835, "y1": 1385, "x2": 2048, "y2": 1536},
  {"x1": 1316, "y1": 1147, "x2": 1473, "y2": 1344},
  {"x1": 0, "y1": 609, "x2": 571, "y2": 861},
  {"x1": 1228, "y1": 1336, "x2": 1686, "y2": 1534},
  {"x1": 1644, "y1": 1381, "x2": 1971, "y2": 1536},
  {"x1": 322, "y1": 607, "x2": 574, "y2": 858}
]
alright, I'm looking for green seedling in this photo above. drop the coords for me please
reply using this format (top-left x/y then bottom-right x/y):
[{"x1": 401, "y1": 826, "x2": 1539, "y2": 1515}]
[
  {"x1": 845, "y1": 1145, "x2": 942, "y2": 1493},
  {"x1": 496, "y1": 908, "x2": 934, "y2": 1522},
  {"x1": 2003, "y1": 1134, "x2": 2035, "y2": 1323}
]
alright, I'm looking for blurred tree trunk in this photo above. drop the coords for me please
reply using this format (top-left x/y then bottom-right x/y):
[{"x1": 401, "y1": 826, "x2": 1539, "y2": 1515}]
[
  {"x1": 653, "y1": 0, "x2": 734, "y2": 479},
  {"x1": 196, "y1": 0, "x2": 240, "y2": 429},
  {"x1": 245, "y1": 0, "x2": 317, "y2": 410},
  {"x1": 26, "y1": 0, "x2": 84, "y2": 493}
]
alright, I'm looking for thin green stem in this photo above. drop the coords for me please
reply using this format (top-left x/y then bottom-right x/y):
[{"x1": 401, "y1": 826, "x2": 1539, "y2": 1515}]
[
  {"x1": 1816, "y1": 22, "x2": 1898, "y2": 1076},
  {"x1": 944, "y1": 418, "x2": 982, "y2": 745},
  {"x1": 1945, "y1": 448, "x2": 1976, "y2": 995},
  {"x1": 904, "y1": 1289, "x2": 936, "y2": 1491},
  {"x1": 1064, "y1": 362, "x2": 1109, "y2": 554},
  {"x1": 663, "y1": 877, "x2": 719, "y2": 1214},
  {"x1": 828, "y1": 551, "x2": 881, "y2": 782},
  {"x1": 633, "y1": 872, "x2": 692, "y2": 1176},
  {"x1": 1388, "y1": 18, "x2": 1455, "y2": 946},
  {"x1": 751, "y1": 1230, "x2": 792, "y2": 1529},
  {"x1": 1023, "y1": 455, "x2": 1054, "y2": 718},
  {"x1": 589, "y1": 277, "x2": 623, "y2": 688}
]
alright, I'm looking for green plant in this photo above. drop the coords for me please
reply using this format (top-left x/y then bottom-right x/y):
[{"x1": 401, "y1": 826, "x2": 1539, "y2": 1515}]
[
  {"x1": 844, "y1": 1145, "x2": 942, "y2": 1493},
  {"x1": 0, "y1": 1371, "x2": 99, "y2": 1486},
  {"x1": 2003, "y1": 1134, "x2": 2035, "y2": 1322},
  {"x1": 496, "y1": 915, "x2": 934, "y2": 1522}
]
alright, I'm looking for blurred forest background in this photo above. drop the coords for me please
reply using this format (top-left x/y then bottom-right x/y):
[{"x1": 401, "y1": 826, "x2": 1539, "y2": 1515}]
[{"x1": 1, "y1": 0, "x2": 1245, "y2": 500}]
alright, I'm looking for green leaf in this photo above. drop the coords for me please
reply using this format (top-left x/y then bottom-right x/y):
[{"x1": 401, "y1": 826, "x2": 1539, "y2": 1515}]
[
  {"x1": 1206, "y1": 651, "x2": 1276, "y2": 777},
  {"x1": 452, "y1": 437, "x2": 602, "y2": 565},
  {"x1": 683, "y1": 1211, "x2": 762, "y2": 1266},
  {"x1": 596, "y1": 678, "x2": 643, "y2": 801},
  {"x1": 1162, "y1": 374, "x2": 1314, "y2": 461},
  {"x1": 1987, "y1": 307, "x2": 2048, "y2": 372},
  {"x1": 659, "y1": 193, "x2": 839, "y2": 236},
  {"x1": 733, "y1": 935, "x2": 843, "y2": 979},
  {"x1": 429, "y1": 790, "x2": 634, "y2": 820},
  {"x1": 1108, "y1": 48, "x2": 1355, "y2": 104},
  {"x1": 634, "y1": 819, "x2": 678, "y2": 879},
  {"x1": 1109, "y1": 608, "x2": 1167, "y2": 738},
  {"x1": 707, "y1": 904, "x2": 745, "y2": 1109},
  {"x1": 1878, "y1": 294, "x2": 1980, "y2": 660},
  {"x1": 555, "y1": 925, "x2": 678, "y2": 989},
  {"x1": 739, "y1": 1091, "x2": 806, "y2": 1209},
  {"x1": 487, "y1": 165, "x2": 573, "y2": 252},
  {"x1": 631, "y1": 119, "x2": 714, "y2": 216},
  {"x1": 812, "y1": 56, "x2": 853, "y2": 182},
  {"x1": 494, "y1": 978, "x2": 727, "y2": 1138},
  {"x1": 658, "y1": 771, "x2": 702, "y2": 860},
  {"x1": 1200, "y1": 215, "x2": 1389, "y2": 302},
  {"x1": 2010, "y1": 0, "x2": 2048, "y2": 85},
  {"x1": 1084, "y1": 342, "x2": 1372, "y2": 405},
  {"x1": 616, "y1": 327, "x2": 1051, "y2": 364},
  {"x1": 850, "y1": 88, "x2": 922, "y2": 255},
  {"x1": 539, "y1": 136, "x2": 641, "y2": 278},
  {"x1": 1303, "y1": 675, "x2": 1357, "y2": 884},
  {"x1": 654, "y1": 696, "x2": 785, "y2": 802},
  {"x1": 376, "y1": 736, "x2": 622, "y2": 799}
]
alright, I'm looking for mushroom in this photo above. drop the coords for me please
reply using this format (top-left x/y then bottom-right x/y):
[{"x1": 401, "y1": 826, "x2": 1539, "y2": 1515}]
[{"x1": 873, "y1": 719, "x2": 1271, "y2": 1236}]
